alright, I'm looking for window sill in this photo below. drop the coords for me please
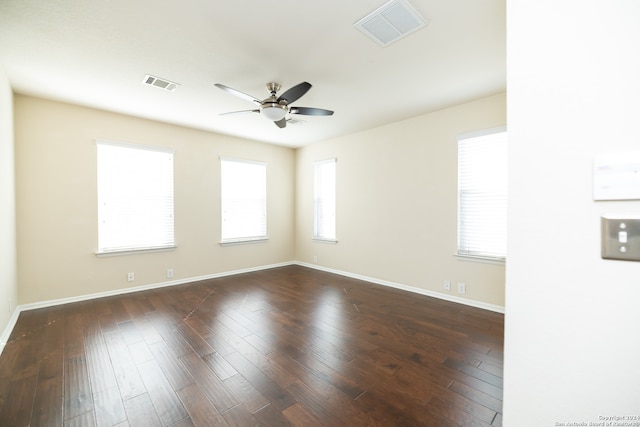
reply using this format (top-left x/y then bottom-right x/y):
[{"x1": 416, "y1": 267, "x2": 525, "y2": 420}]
[
  {"x1": 95, "y1": 245, "x2": 176, "y2": 257},
  {"x1": 313, "y1": 237, "x2": 338, "y2": 244},
  {"x1": 454, "y1": 253, "x2": 505, "y2": 265},
  {"x1": 220, "y1": 237, "x2": 268, "y2": 246}
]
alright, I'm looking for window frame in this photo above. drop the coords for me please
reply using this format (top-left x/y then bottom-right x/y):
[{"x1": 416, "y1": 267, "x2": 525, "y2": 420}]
[
  {"x1": 219, "y1": 156, "x2": 268, "y2": 246},
  {"x1": 456, "y1": 127, "x2": 508, "y2": 263},
  {"x1": 96, "y1": 139, "x2": 175, "y2": 256}
]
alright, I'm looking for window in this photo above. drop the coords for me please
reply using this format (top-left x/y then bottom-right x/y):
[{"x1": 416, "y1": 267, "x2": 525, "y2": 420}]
[
  {"x1": 97, "y1": 140, "x2": 174, "y2": 254},
  {"x1": 220, "y1": 157, "x2": 267, "y2": 244},
  {"x1": 314, "y1": 158, "x2": 337, "y2": 241},
  {"x1": 457, "y1": 127, "x2": 507, "y2": 260}
]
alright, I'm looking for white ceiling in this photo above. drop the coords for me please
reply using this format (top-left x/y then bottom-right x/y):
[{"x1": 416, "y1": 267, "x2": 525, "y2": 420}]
[{"x1": 0, "y1": 0, "x2": 505, "y2": 148}]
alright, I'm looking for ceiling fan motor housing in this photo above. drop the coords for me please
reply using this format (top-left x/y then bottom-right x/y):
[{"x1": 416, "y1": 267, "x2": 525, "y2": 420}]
[{"x1": 266, "y1": 82, "x2": 281, "y2": 94}]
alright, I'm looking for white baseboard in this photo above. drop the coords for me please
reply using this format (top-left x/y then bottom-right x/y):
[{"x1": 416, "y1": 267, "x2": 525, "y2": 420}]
[
  {"x1": 1, "y1": 259, "x2": 504, "y2": 357},
  {"x1": 0, "y1": 308, "x2": 22, "y2": 357},
  {"x1": 294, "y1": 261, "x2": 505, "y2": 314}
]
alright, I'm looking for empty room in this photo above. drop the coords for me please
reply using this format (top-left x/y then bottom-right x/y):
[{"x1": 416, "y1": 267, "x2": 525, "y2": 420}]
[{"x1": 1, "y1": 1, "x2": 639, "y2": 426}]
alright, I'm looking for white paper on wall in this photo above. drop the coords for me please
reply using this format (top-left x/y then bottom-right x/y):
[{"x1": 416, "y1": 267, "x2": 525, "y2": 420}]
[{"x1": 593, "y1": 150, "x2": 640, "y2": 201}]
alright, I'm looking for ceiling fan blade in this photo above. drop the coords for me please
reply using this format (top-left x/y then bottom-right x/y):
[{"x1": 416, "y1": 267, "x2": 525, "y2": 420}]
[
  {"x1": 219, "y1": 109, "x2": 260, "y2": 116},
  {"x1": 277, "y1": 82, "x2": 312, "y2": 104},
  {"x1": 274, "y1": 118, "x2": 287, "y2": 128},
  {"x1": 215, "y1": 84, "x2": 262, "y2": 105},
  {"x1": 289, "y1": 107, "x2": 334, "y2": 116}
]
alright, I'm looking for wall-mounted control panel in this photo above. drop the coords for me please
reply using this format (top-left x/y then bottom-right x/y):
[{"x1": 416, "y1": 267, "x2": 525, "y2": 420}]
[{"x1": 601, "y1": 214, "x2": 640, "y2": 261}]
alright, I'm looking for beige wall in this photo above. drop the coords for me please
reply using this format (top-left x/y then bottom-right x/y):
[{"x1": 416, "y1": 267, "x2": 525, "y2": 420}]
[
  {"x1": 14, "y1": 92, "x2": 506, "y2": 310},
  {"x1": 295, "y1": 94, "x2": 506, "y2": 308},
  {"x1": 0, "y1": 68, "x2": 18, "y2": 342},
  {"x1": 15, "y1": 95, "x2": 295, "y2": 304}
]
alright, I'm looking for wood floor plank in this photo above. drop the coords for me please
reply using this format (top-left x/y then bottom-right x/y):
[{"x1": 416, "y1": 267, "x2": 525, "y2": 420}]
[
  {"x1": 31, "y1": 350, "x2": 64, "y2": 427},
  {"x1": 64, "y1": 355, "x2": 94, "y2": 421},
  {"x1": 82, "y1": 310, "x2": 104, "y2": 347},
  {"x1": 223, "y1": 350, "x2": 296, "y2": 412},
  {"x1": 137, "y1": 359, "x2": 189, "y2": 426},
  {"x1": 0, "y1": 265, "x2": 503, "y2": 426},
  {"x1": 148, "y1": 341, "x2": 194, "y2": 391},
  {"x1": 128, "y1": 340, "x2": 154, "y2": 365},
  {"x1": 102, "y1": 330, "x2": 146, "y2": 401},
  {"x1": 202, "y1": 351, "x2": 237, "y2": 381},
  {"x1": 449, "y1": 380, "x2": 503, "y2": 414},
  {"x1": 132, "y1": 316, "x2": 164, "y2": 345},
  {"x1": 282, "y1": 402, "x2": 325, "y2": 427},
  {"x1": 220, "y1": 404, "x2": 258, "y2": 427},
  {"x1": 353, "y1": 390, "x2": 455, "y2": 427},
  {"x1": 98, "y1": 312, "x2": 119, "y2": 335},
  {"x1": 123, "y1": 393, "x2": 162, "y2": 427},
  {"x1": 252, "y1": 401, "x2": 294, "y2": 427},
  {"x1": 64, "y1": 410, "x2": 96, "y2": 427},
  {"x1": 174, "y1": 321, "x2": 216, "y2": 357},
  {"x1": 179, "y1": 351, "x2": 239, "y2": 413},
  {"x1": 168, "y1": 418, "x2": 196, "y2": 427},
  {"x1": 285, "y1": 379, "x2": 369, "y2": 427},
  {"x1": 117, "y1": 320, "x2": 144, "y2": 346},
  {"x1": 146, "y1": 316, "x2": 193, "y2": 358},
  {"x1": 223, "y1": 372, "x2": 271, "y2": 414},
  {"x1": 64, "y1": 312, "x2": 86, "y2": 359},
  {"x1": 93, "y1": 386, "x2": 127, "y2": 427},
  {"x1": 177, "y1": 383, "x2": 229, "y2": 427},
  {"x1": 85, "y1": 341, "x2": 118, "y2": 394},
  {"x1": 443, "y1": 356, "x2": 504, "y2": 396},
  {"x1": 427, "y1": 396, "x2": 494, "y2": 427},
  {"x1": 293, "y1": 351, "x2": 365, "y2": 400},
  {"x1": 182, "y1": 315, "x2": 237, "y2": 356},
  {"x1": 0, "y1": 373, "x2": 39, "y2": 426}
]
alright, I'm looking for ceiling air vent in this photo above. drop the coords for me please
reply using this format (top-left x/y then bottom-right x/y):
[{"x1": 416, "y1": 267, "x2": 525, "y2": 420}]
[
  {"x1": 354, "y1": 0, "x2": 428, "y2": 47},
  {"x1": 143, "y1": 75, "x2": 178, "y2": 92}
]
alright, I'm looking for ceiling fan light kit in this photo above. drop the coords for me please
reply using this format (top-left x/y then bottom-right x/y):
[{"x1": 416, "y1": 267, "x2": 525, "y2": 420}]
[
  {"x1": 260, "y1": 104, "x2": 288, "y2": 121},
  {"x1": 216, "y1": 81, "x2": 334, "y2": 129}
]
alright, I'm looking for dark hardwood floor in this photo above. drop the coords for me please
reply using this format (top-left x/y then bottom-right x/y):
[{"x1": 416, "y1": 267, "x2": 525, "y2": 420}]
[{"x1": 0, "y1": 265, "x2": 503, "y2": 426}]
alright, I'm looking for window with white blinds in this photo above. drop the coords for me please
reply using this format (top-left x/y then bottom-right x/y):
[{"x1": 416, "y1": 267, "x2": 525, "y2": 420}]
[
  {"x1": 314, "y1": 158, "x2": 337, "y2": 241},
  {"x1": 220, "y1": 157, "x2": 267, "y2": 244},
  {"x1": 97, "y1": 140, "x2": 175, "y2": 254},
  {"x1": 457, "y1": 128, "x2": 507, "y2": 260}
]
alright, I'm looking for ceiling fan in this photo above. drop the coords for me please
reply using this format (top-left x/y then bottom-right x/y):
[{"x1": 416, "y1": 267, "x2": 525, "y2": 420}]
[{"x1": 215, "y1": 81, "x2": 334, "y2": 128}]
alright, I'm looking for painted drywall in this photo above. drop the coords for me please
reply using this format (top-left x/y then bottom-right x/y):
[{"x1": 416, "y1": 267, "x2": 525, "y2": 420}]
[
  {"x1": 504, "y1": 0, "x2": 640, "y2": 424},
  {"x1": 14, "y1": 95, "x2": 295, "y2": 305},
  {"x1": 0, "y1": 68, "x2": 18, "y2": 344},
  {"x1": 295, "y1": 94, "x2": 507, "y2": 308}
]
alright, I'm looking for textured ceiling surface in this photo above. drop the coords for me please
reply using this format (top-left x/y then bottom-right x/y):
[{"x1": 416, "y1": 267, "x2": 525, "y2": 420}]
[{"x1": 0, "y1": 0, "x2": 505, "y2": 147}]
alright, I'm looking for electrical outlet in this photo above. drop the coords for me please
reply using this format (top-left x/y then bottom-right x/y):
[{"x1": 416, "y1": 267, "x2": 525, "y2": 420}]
[
  {"x1": 167, "y1": 268, "x2": 174, "y2": 279},
  {"x1": 443, "y1": 280, "x2": 451, "y2": 291},
  {"x1": 457, "y1": 282, "x2": 466, "y2": 294},
  {"x1": 313, "y1": 255, "x2": 318, "y2": 264},
  {"x1": 127, "y1": 272, "x2": 135, "y2": 282}
]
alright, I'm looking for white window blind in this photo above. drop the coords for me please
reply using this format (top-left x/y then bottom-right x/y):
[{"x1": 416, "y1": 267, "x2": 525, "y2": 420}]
[
  {"x1": 97, "y1": 140, "x2": 174, "y2": 254},
  {"x1": 457, "y1": 128, "x2": 507, "y2": 260},
  {"x1": 220, "y1": 157, "x2": 267, "y2": 244},
  {"x1": 314, "y1": 158, "x2": 336, "y2": 241}
]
